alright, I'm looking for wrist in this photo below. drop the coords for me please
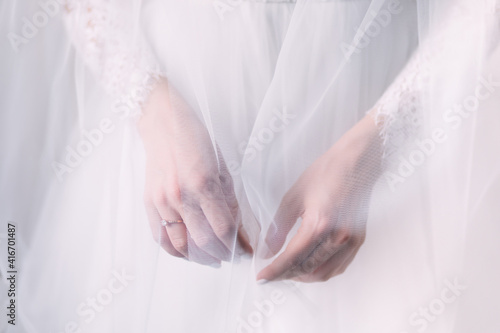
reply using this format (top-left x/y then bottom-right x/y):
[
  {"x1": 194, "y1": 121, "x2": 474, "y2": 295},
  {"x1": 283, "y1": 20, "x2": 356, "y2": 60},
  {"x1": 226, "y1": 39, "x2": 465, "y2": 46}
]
[
  {"x1": 326, "y1": 115, "x2": 383, "y2": 182},
  {"x1": 137, "y1": 78, "x2": 176, "y2": 138},
  {"x1": 329, "y1": 115, "x2": 381, "y2": 156}
]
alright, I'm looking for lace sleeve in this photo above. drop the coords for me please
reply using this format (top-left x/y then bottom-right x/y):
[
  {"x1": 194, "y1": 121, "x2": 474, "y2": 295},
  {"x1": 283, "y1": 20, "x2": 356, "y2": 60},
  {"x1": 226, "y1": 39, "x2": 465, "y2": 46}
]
[
  {"x1": 369, "y1": 2, "x2": 477, "y2": 162},
  {"x1": 63, "y1": 0, "x2": 162, "y2": 118},
  {"x1": 369, "y1": 48, "x2": 430, "y2": 161}
]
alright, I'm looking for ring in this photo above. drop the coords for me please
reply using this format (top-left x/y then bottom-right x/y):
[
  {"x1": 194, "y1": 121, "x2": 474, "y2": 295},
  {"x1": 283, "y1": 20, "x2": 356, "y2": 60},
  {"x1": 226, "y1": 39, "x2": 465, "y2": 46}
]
[{"x1": 160, "y1": 219, "x2": 184, "y2": 226}]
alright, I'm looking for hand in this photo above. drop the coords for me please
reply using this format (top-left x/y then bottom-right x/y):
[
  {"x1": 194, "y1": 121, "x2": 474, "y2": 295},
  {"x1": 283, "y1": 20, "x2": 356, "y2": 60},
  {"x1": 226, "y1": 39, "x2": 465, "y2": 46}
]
[
  {"x1": 257, "y1": 115, "x2": 382, "y2": 282},
  {"x1": 138, "y1": 79, "x2": 252, "y2": 266}
]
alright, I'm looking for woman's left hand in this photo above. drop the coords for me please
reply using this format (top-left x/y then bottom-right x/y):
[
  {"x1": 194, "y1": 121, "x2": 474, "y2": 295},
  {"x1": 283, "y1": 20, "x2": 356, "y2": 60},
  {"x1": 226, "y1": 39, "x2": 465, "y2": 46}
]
[{"x1": 257, "y1": 115, "x2": 382, "y2": 283}]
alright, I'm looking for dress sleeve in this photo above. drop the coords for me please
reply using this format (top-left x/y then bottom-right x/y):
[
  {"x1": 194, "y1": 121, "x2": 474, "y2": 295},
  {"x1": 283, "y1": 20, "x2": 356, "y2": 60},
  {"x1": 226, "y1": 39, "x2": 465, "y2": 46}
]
[
  {"x1": 369, "y1": 44, "x2": 430, "y2": 161},
  {"x1": 368, "y1": 2, "x2": 485, "y2": 162},
  {"x1": 63, "y1": 0, "x2": 162, "y2": 118}
]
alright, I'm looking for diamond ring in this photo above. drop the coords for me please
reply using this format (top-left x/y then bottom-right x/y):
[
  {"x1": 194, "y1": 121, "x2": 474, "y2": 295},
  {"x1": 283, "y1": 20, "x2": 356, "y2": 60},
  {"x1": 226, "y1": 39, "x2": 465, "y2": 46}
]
[{"x1": 160, "y1": 219, "x2": 184, "y2": 226}]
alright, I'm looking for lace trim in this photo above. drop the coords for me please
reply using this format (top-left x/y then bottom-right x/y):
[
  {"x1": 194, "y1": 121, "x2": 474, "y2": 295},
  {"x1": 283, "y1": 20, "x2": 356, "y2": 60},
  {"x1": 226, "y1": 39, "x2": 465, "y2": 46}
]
[
  {"x1": 371, "y1": 52, "x2": 428, "y2": 160},
  {"x1": 370, "y1": 2, "x2": 474, "y2": 162}
]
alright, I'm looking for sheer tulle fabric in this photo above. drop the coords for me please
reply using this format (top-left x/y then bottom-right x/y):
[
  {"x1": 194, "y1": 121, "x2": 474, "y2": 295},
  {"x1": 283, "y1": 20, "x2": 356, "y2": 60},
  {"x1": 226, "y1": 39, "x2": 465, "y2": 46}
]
[{"x1": 1, "y1": 0, "x2": 499, "y2": 332}]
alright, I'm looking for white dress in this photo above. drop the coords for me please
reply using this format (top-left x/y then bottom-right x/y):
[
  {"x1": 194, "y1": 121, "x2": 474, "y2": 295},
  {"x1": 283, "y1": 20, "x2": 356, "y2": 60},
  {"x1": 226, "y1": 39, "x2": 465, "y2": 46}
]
[{"x1": 1, "y1": 0, "x2": 500, "y2": 332}]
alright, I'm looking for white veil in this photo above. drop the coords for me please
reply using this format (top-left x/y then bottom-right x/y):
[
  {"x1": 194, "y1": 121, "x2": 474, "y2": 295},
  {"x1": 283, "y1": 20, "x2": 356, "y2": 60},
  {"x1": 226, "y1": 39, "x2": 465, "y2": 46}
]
[{"x1": 1, "y1": 0, "x2": 499, "y2": 332}]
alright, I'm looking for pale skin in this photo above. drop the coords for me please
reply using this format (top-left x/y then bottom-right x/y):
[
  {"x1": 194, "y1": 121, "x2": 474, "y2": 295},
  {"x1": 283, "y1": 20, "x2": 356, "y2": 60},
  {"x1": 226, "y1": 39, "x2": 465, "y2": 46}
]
[
  {"x1": 139, "y1": 78, "x2": 383, "y2": 280},
  {"x1": 257, "y1": 115, "x2": 382, "y2": 283},
  {"x1": 138, "y1": 79, "x2": 252, "y2": 266}
]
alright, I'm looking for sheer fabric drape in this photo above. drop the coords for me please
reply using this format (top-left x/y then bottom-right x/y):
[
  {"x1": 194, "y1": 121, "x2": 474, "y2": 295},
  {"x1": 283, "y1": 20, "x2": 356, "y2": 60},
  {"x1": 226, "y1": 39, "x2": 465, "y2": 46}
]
[{"x1": 1, "y1": 0, "x2": 499, "y2": 332}]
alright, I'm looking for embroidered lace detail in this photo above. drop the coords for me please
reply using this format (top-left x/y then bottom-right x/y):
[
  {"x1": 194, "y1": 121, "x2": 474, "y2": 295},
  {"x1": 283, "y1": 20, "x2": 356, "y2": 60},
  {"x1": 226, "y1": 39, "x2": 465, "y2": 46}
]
[
  {"x1": 371, "y1": 51, "x2": 429, "y2": 160},
  {"x1": 64, "y1": 0, "x2": 162, "y2": 118},
  {"x1": 369, "y1": 2, "x2": 474, "y2": 162}
]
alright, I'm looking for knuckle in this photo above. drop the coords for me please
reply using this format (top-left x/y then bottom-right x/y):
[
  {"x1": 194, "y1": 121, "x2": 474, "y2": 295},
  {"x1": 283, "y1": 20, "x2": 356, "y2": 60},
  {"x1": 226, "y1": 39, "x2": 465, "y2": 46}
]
[
  {"x1": 191, "y1": 174, "x2": 218, "y2": 194},
  {"x1": 219, "y1": 172, "x2": 234, "y2": 189},
  {"x1": 170, "y1": 237, "x2": 188, "y2": 252},
  {"x1": 192, "y1": 234, "x2": 212, "y2": 249},
  {"x1": 337, "y1": 266, "x2": 347, "y2": 275},
  {"x1": 212, "y1": 222, "x2": 236, "y2": 239},
  {"x1": 316, "y1": 243, "x2": 334, "y2": 261},
  {"x1": 166, "y1": 186, "x2": 182, "y2": 205},
  {"x1": 290, "y1": 258, "x2": 304, "y2": 272},
  {"x1": 153, "y1": 190, "x2": 168, "y2": 207},
  {"x1": 179, "y1": 189, "x2": 198, "y2": 210},
  {"x1": 301, "y1": 257, "x2": 318, "y2": 274},
  {"x1": 302, "y1": 210, "x2": 333, "y2": 234},
  {"x1": 318, "y1": 274, "x2": 332, "y2": 282},
  {"x1": 334, "y1": 227, "x2": 352, "y2": 246}
]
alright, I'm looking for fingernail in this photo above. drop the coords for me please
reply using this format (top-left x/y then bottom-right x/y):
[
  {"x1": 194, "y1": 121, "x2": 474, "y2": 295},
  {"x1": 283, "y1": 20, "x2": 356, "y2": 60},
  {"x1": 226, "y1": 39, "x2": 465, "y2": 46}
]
[{"x1": 257, "y1": 279, "x2": 268, "y2": 285}]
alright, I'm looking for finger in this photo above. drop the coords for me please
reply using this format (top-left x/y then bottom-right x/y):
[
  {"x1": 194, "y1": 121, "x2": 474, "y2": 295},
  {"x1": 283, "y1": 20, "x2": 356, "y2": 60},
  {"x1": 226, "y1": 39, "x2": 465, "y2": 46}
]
[
  {"x1": 144, "y1": 199, "x2": 184, "y2": 258},
  {"x1": 237, "y1": 226, "x2": 253, "y2": 256},
  {"x1": 155, "y1": 175, "x2": 225, "y2": 263},
  {"x1": 185, "y1": 229, "x2": 221, "y2": 267},
  {"x1": 263, "y1": 191, "x2": 302, "y2": 258},
  {"x1": 165, "y1": 223, "x2": 189, "y2": 256},
  {"x1": 292, "y1": 247, "x2": 356, "y2": 283},
  {"x1": 283, "y1": 239, "x2": 341, "y2": 280},
  {"x1": 155, "y1": 203, "x2": 189, "y2": 257},
  {"x1": 198, "y1": 183, "x2": 239, "y2": 257},
  {"x1": 310, "y1": 238, "x2": 360, "y2": 280},
  {"x1": 257, "y1": 216, "x2": 320, "y2": 282},
  {"x1": 182, "y1": 197, "x2": 233, "y2": 261},
  {"x1": 218, "y1": 155, "x2": 253, "y2": 256},
  {"x1": 282, "y1": 223, "x2": 356, "y2": 280},
  {"x1": 217, "y1": 149, "x2": 239, "y2": 219},
  {"x1": 156, "y1": 196, "x2": 221, "y2": 265}
]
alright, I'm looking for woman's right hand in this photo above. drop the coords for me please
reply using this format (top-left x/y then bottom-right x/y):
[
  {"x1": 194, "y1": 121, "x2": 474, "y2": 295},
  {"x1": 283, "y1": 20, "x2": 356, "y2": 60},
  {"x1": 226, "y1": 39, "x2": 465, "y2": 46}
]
[{"x1": 138, "y1": 79, "x2": 252, "y2": 266}]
